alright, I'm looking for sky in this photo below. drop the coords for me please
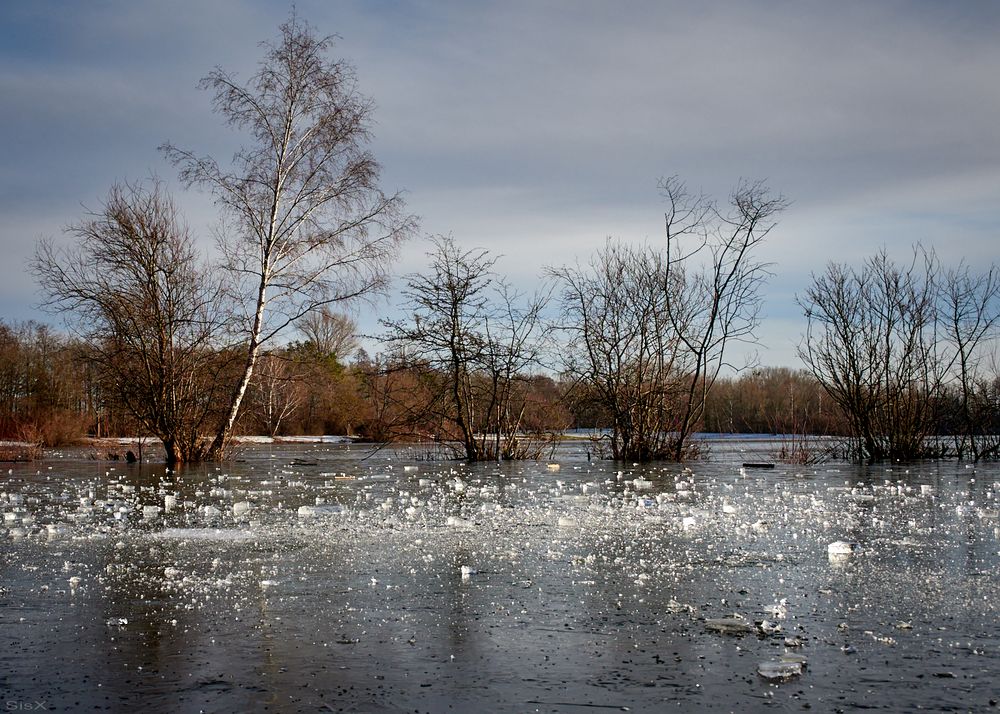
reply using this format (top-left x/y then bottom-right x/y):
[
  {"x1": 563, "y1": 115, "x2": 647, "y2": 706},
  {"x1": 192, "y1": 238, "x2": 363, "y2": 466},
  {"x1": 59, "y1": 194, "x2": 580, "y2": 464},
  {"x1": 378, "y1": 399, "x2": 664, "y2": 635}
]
[{"x1": 2, "y1": 0, "x2": 1000, "y2": 368}]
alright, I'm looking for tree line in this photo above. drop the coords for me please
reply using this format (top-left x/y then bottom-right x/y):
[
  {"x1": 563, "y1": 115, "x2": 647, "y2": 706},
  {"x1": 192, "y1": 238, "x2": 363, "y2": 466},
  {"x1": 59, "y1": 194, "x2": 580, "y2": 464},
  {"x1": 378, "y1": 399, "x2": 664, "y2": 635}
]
[{"x1": 14, "y1": 14, "x2": 1000, "y2": 465}]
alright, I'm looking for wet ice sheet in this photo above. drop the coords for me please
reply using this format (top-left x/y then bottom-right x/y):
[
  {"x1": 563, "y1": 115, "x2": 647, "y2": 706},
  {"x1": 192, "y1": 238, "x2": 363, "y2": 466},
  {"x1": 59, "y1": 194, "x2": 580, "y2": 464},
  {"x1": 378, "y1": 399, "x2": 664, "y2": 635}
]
[{"x1": 1, "y1": 444, "x2": 999, "y2": 712}]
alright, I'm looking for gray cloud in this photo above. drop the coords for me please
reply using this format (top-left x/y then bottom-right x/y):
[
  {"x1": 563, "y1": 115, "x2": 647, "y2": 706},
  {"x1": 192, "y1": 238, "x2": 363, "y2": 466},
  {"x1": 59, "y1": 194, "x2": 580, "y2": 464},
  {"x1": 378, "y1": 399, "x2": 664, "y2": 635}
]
[{"x1": 3, "y1": 0, "x2": 999, "y2": 367}]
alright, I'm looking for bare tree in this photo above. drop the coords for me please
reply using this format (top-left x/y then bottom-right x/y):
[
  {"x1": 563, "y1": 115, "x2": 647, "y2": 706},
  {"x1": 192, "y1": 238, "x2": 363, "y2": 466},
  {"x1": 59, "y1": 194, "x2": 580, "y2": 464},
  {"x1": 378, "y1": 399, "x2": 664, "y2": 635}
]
[
  {"x1": 33, "y1": 180, "x2": 230, "y2": 466},
  {"x1": 660, "y1": 177, "x2": 784, "y2": 458},
  {"x1": 551, "y1": 177, "x2": 783, "y2": 461},
  {"x1": 940, "y1": 262, "x2": 1000, "y2": 459},
  {"x1": 381, "y1": 236, "x2": 549, "y2": 460},
  {"x1": 798, "y1": 248, "x2": 947, "y2": 460},
  {"x1": 163, "y1": 13, "x2": 415, "y2": 459},
  {"x1": 552, "y1": 241, "x2": 686, "y2": 460},
  {"x1": 298, "y1": 308, "x2": 359, "y2": 362},
  {"x1": 248, "y1": 352, "x2": 302, "y2": 437}
]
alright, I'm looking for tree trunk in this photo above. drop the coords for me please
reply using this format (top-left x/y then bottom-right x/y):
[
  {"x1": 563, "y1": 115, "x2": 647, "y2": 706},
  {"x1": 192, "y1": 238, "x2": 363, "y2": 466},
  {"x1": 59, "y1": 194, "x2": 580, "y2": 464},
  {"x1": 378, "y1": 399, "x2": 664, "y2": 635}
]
[{"x1": 207, "y1": 278, "x2": 267, "y2": 460}]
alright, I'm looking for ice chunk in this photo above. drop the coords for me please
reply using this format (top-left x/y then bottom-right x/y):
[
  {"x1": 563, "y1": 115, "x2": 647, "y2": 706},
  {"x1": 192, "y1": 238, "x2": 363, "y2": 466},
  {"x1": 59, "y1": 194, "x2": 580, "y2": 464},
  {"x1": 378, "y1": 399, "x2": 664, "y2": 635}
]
[
  {"x1": 460, "y1": 565, "x2": 477, "y2": 579},
  {"x1": 445, "y1": 516, "x2": 472, "y2": 528},
  {"x1": 142, "y1": 505, "x2": 162, "y2": 518},
  {"x1": 757, "y1": 619, "x2": 782, "y2": 635},
  {"x1": 298, "y1": 504, "x2": 345, "y2": 518},
  {"x1": 557, "y1": 517, "x2": 579, "y2": 528},
  {"x1": 163, "y1": 494, "x2": 177, "y2": 511},
  {"x1": 150, "y1": 528, "x2": 257, "y2": 542},
  {"x1": 705, "y1": 617, "x2": 755, "y2": 635},
  {"x1": 827, "y1": 540, "x2": 860, "y2": 556},
  {"x1": 232, "y1": 501, "x2": 251, "y2": 518},
  {"x1": 757, "y1": 660, "x2": 803, "y2": 681},
  {"x1": 106, "y1": 617, "x2": 129, "y2": 627}
]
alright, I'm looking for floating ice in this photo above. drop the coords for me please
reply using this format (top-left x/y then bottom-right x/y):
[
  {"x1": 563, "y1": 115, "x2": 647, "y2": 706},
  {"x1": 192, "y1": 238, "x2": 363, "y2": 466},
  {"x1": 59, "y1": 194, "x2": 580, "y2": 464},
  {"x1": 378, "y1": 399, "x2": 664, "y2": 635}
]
[
  {"x1": 150, "y1": 528, "x2": 257, "y2": 542},
  {"x1": 758, "y1": 619, "x2": 782, "y2": 635},
  {"x1": 827, "y1": 540, "x2": 860, "y2": 556},
  {"x1": 106, "y1": 617, "x2": 128, "y2": 627},
  {"x1": 142, "y1": 505, "x2": 161, "y2": 518},
  {"x1": 757, "y1": 659, "x2": 804, "y2": 681},
  {"x1": 705, "y1": 617, "x2": 755, "y2": 635},
  {"x1": 298, "y1": 504, "x2": 345, "y2": 518},
  {"x1": 232, "y1": 501, "x2": 251, "y2": 518},
  {"x1": 557, "y1": 516, "x2": 579, "y2": 528}
]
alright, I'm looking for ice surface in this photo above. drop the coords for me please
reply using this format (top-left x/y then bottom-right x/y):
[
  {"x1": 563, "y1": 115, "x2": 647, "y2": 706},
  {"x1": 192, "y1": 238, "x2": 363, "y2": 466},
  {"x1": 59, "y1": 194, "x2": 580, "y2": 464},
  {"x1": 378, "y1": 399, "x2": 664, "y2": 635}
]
[{"x1": 2, "y1": 443, "x2": 998, "y2": 712}]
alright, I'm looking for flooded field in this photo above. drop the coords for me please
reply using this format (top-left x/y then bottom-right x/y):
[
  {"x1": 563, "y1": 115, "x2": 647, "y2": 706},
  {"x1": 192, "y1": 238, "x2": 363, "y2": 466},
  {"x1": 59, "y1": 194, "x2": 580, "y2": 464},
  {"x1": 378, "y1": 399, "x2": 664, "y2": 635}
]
[{"x1": 2, "y1": 440, "x2": 999, "y2": 712}]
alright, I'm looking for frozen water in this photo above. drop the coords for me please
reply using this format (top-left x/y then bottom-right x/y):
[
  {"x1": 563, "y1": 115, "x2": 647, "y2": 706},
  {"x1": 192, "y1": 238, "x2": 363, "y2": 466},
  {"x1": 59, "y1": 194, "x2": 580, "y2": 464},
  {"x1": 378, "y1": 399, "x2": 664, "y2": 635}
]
[
  {"x1": 1, "y1": 440, "x2": 998, "y2": 711},
  {"x1": 757, "y1": 659, "x2": 804, "y2": 681}
]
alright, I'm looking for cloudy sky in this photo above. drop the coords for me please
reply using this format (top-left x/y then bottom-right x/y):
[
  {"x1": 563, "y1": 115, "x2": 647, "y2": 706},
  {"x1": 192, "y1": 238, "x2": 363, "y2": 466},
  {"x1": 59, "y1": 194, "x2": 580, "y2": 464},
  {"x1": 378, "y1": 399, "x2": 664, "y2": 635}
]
[{"x1": 3, "y1": 1, "x2": 999, "y2": 367}]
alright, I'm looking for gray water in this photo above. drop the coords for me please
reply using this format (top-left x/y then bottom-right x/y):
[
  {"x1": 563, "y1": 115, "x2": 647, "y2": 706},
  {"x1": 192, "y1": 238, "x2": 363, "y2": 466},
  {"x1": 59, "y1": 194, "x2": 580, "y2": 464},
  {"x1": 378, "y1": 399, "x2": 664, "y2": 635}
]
[{"x1": 1, "y1": 440, "x2": 998, "y2": 712}]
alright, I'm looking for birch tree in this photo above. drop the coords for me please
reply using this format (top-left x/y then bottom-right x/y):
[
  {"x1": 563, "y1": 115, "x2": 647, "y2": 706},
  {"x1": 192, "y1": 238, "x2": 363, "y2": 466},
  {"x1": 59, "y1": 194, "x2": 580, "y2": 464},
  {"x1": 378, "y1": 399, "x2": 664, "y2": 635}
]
[{"x1": 163, "y1": 14, "x2": 414, "y2": 458}]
